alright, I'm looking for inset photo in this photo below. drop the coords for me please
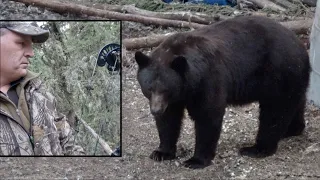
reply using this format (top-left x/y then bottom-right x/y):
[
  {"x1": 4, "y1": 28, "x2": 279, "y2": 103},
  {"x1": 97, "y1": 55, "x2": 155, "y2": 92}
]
[{"x1": 0, "y1": 21, "x2": 121, "y2": 156}]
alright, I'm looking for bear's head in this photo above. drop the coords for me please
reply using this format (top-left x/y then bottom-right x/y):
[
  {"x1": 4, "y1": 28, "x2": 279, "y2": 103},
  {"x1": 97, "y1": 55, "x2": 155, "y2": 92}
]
[{"x1": 134, "y1": 51, "x2": 187, "y2": 117}]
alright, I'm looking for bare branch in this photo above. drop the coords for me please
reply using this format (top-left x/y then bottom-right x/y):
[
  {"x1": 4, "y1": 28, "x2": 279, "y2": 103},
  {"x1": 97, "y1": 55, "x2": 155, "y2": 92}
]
[
  {"x1": 76, "y1": 116, "x2": 113, "y2": 155},
  {"x1": 10, "y1": 0, "x2": 206, "y2": 29}
]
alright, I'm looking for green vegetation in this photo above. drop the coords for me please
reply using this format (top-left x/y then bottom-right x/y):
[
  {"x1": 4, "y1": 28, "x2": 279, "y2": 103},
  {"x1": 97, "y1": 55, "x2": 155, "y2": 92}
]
[{"x1": 29, "y1": 21, "x2": 120, "y2": 155}]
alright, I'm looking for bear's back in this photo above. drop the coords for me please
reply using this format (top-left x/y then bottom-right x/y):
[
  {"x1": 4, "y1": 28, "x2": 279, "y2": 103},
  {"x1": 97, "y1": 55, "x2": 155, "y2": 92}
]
[{"x1": 151, "y1": 16, "x2": 308, "y2": 71}]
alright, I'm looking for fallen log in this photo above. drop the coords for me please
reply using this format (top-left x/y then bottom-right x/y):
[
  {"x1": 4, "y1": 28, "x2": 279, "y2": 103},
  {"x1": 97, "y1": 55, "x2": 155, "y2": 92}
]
[
  {"x1": 73, "y1": 2, "x2": 231, "y2": 24},
  {"x1": 250, "y1": 12, "x2": 310, "y2": 22},
  {"x1": 123, "y1": 32, "x2": 176, "y2": 50},
  {"x1": 76, "y1": 116, "x2": 113, "y2": 155},
  {"x1": 10, "y1": 0, "x2": 206, "y2": 29},
  {"x1": 269, "y1": 0, "x2": 297, "y2": 9},
  {"x1": 287, "y1": 0, "x2": 317, "y2": 7},
  {"x1": 123, "y1": 18, "x2": 314, "y2": 50},
  {"x1": 117, "y1": 5, "x2": 212, "y2": 24},
  {"x1": 281, "y1": 18, "x2": 314, "y2": 34},
  {"x1": 87, "y1": 4, "x2": 213, "y2": 25},
  {"x1": 247, "y1": 0, "x2": 287, "y2": 11},
  {"x1": 120, "y1": 5, "x2": 210, "y2": 24}
]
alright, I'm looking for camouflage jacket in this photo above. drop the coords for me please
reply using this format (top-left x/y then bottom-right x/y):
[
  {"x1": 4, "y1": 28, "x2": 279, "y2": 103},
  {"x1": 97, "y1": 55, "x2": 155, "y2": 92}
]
[{"x1": 0, "y1": 71, "x2": 85, "y2": 155}]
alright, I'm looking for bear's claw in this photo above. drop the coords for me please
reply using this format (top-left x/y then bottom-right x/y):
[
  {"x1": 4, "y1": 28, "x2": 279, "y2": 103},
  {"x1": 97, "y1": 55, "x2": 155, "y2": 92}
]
[
  {"x1": 149, "y1": 150, "x2": 175, "y2": 161},
  {"x1": 183, "y1": 157, "x2": 211, "y2": 169}
]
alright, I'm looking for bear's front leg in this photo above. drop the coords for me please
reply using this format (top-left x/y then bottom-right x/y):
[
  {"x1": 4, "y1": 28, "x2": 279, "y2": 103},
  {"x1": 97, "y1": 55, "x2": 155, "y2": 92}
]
[
  {"x1": 184, "y1": 108, "x2": 225, "y2": 169},
  {"x1": 150, "y1": 103, "x2": 184, "y2": 162}
]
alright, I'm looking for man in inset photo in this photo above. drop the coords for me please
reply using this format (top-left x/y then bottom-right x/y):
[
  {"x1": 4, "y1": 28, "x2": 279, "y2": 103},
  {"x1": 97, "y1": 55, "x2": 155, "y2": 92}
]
[
  {"x1": 1, "y1": 21, "x2": 121, "y2": 156},
  {"x1": 0, "y1": 22, "x2": 85, "y2": 155}
]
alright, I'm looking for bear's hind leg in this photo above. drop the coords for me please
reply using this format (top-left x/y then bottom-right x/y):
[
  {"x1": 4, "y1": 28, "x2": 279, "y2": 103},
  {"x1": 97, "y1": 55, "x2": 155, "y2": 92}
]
[
  {"x1": 150, "y1": 102, "x2": 184, "y2": 161},
  {"x1": 240, "y1": 100, "x2": 296, "y2": 158},
  {"x1": 283, "y1": 96, "x2": 306, "y2": 138}
]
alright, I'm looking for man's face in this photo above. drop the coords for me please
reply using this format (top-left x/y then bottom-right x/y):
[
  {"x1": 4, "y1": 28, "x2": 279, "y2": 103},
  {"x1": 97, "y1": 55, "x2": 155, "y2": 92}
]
[{"x1": 0, "y1": 29, "x2": 34, "y2": 83}]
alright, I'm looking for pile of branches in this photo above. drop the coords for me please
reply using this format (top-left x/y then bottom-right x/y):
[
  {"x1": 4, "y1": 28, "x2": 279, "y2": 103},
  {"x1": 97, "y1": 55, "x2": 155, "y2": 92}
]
[{"x1": 10, "y1": 0, "x2": 315, "y2": 50}]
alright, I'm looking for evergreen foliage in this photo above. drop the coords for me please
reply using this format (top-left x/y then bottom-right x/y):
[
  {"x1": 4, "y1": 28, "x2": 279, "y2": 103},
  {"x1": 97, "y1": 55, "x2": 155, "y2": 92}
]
[{"x1": 29, "y1": 21, "x2": 121, "y2": 155}]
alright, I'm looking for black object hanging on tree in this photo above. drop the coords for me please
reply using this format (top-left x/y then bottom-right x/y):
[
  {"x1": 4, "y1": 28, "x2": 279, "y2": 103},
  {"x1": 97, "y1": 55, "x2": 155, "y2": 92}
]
[
  {"x1": 86, "y1": 43, "x2": 121, "y2": 91},
  {"x1": 97, "y1": 43, "x2": 121, "y2": 73}
]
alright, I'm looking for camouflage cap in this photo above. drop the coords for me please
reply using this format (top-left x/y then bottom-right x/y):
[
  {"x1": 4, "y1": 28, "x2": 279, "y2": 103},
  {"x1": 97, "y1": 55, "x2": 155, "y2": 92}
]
[{"x1": 0, "y1": 22, "x2": 49, "y2": 43}]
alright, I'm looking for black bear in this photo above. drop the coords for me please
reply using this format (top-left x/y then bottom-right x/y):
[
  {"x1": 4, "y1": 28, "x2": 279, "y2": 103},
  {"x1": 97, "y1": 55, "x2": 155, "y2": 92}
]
[{"x1": 134, "y1": 16, "x2": 311, "y2": 169}]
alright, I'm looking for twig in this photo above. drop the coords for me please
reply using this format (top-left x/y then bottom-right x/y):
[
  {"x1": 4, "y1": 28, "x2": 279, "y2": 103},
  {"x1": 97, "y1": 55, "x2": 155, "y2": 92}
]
[{"x1": 76, "y1": 116, "x2": 113, "y2": 155}]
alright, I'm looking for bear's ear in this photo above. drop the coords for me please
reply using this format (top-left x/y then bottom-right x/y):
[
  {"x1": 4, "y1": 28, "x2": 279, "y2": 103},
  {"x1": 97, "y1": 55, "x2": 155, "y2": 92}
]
[
  {"x1": 171, "y1": 56, "x2": 188, "y2": 75},
  {"x1": 135, "y1": 51, "x2": 150, "y2": 68}
]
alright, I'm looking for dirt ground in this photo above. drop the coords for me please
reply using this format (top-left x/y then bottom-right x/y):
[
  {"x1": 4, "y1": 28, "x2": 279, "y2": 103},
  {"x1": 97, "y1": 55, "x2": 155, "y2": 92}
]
[{"x1": 1, "y1": 1, "x2": 320, "y2": 179}]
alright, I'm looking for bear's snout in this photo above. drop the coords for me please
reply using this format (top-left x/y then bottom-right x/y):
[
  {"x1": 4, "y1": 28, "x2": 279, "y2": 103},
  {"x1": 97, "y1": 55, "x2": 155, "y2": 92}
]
[{"x1": 150, "y1": 92, "x2": 168, "y2": 116}]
